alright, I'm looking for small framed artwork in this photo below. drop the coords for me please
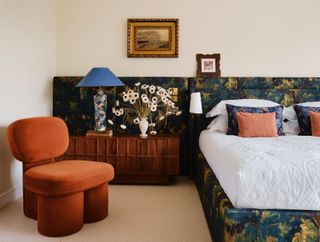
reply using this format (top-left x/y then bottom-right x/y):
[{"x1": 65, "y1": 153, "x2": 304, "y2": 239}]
[
  {"x1": 127, "y1": 18, "x2": 179, "y2": 58},
  {"x1": 196, "y1": 54, "x2": 221, "y2": 77}
]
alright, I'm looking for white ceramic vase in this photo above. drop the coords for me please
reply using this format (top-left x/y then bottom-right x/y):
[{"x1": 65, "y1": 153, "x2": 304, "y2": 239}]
[{"x1": 139, "y1": 118, "x2": 148, "y2": 138}]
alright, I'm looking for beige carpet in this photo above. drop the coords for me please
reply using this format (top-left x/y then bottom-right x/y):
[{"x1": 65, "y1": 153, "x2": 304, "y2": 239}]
[{"x1": 0, "y1": 177, "x2": 211, "y2": 242}]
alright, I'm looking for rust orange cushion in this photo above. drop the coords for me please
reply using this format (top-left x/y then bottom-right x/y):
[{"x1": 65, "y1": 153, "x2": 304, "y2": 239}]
[
  {"x1": 24, "y1": 160, "x2": 114, "y2": 196},
  {"x1": 236, "y1": 112, "x2": 278, "y2": 137},
  {"x1": 309, "y1": 111, "x2": 320, "y2": 136}
]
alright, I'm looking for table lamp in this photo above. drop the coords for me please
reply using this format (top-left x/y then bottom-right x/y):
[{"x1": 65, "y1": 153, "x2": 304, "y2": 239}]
[
  {"x1": 189, "y1": 92, "x2": 203, "y2": 178},
  {"x1": 189, "y1": 92, "x2": 203, "y2": 114},
  {"x1": 76, "y1": 67, "x2": 124, "y2": 132}
]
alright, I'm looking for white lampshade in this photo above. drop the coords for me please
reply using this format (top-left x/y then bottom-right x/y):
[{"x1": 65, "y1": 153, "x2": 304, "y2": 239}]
[{"x1": 189, "y1": 92, "x2": 203, "y2": 114}]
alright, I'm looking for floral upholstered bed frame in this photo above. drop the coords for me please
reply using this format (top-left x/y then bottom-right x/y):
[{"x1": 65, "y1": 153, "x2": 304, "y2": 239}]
[{"x1": 188, "y1": 77, "x2": 320, "y2": 242}]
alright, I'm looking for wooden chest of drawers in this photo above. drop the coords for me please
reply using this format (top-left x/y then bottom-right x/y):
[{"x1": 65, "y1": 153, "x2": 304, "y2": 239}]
[{"x1": 58, "y1": 135, "x2": 180, "y2": 184}]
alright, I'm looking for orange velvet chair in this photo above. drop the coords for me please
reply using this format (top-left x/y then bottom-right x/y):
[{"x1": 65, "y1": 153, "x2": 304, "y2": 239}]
[{"x1": 7, "y1": 117, "x2": 114, "y2": 237}]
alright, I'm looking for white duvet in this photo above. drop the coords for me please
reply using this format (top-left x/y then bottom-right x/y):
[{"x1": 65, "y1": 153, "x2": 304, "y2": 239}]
[{"x1": 199, "y1": 130, "x2": 320, "y2": 210}]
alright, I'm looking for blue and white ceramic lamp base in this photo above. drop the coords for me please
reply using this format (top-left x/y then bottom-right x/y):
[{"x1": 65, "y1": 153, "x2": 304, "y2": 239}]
[{"x1": 94, "y1": 88, "x2": 107, "y2": 131}]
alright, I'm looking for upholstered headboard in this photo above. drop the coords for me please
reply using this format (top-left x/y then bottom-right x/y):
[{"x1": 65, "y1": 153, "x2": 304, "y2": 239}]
[{"x1": 188, "y1": 77, "x2": 320, "y2": 129}]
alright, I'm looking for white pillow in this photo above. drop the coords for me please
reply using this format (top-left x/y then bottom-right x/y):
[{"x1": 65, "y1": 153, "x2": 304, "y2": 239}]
[
  {"x1": 206, "y1": 99, "x2": 281, "y2": 118},
  {"x1": 283, "y1": 120, "x2": 299, "y2": 135},
  {"x1": 298, "y1": 101, "x2": 320, "y2": 106},
  {"x1": 283, "y1": 105, "x2": 297, "y2": 121},
  {"x1": 207, "y1": 115, "x2": 228, "y2": 132},
  {"x1": 285, "y1": 101, "x2": 320, "y2": 121}
]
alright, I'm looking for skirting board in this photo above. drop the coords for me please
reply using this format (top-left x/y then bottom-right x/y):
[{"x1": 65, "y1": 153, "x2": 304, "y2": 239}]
[{"x1": 0, "y1": 186, "x2": 22, "y2": 210}]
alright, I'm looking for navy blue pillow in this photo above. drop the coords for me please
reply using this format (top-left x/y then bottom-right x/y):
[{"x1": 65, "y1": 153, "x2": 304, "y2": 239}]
[
  {"x1": 293, "y1": 105, "x2": 320, "y2": 135},
  {"x1": 226, "y1": 104, "x2": 285, "y2": 136}
]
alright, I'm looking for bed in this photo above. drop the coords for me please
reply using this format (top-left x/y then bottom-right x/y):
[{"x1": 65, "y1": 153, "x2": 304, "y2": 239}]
[{"x1": 188, "y1": 77, "x2": 320, "y2": 242}]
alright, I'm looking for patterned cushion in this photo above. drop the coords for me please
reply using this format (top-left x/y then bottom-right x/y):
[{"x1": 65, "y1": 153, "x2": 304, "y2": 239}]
[
  {"x1": 226, "y1": 104, "x2": 285, "y2": 135},
  {"x1": 236, "y1": 112, "x2": 278, "y2": 137},
  {"x1": 294, "y1": 105, "x2": 320, "y2": 135},
  {"x1": 309, "y1": 111, "x2": 320, "y2": 136}
]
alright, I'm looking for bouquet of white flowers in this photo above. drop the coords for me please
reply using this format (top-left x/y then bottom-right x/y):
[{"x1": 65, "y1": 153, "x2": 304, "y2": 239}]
[{"x1": 108, "y1": 82, "x2": 181, "y2": 137}]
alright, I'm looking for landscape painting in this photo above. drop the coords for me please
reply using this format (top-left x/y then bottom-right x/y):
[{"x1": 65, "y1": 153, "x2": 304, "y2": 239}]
[
  {"x1": 127, "y1": 19, "x2": 179, "y2": 58},
  {"x1": 136, "y1": 28, "x2": 170, "y2": 50}
]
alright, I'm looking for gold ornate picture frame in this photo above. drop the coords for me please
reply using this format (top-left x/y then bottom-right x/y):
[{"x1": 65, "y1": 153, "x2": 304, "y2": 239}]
[
  {"x1": 196, "y1": 53, "x2": 221, "y2": 77},
  {"x1": 127, "y1": 19, "x2": 179, "y2": 58}
]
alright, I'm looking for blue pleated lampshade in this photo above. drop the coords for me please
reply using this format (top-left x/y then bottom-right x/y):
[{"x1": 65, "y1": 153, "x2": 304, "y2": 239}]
[{"x1": 76, "y1": 67, "x2": 124, "y2": 87}]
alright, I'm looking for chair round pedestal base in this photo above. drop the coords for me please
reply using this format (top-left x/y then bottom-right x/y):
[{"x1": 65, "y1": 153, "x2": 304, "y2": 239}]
[
  {"x1": 84, "y1": 184, "x2": 109, "y2": 223},
  {"x1": 38, "y1": 192, "x2": 84, "y2": 237},
  {"x1": 25, "y1": 183, "x2": 109, "y2": 237}
]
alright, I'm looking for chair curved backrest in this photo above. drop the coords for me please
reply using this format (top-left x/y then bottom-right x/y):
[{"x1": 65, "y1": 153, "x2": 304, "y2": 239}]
[{"x1": 7, "y1": 117, "x2": 69, "y2": 164}]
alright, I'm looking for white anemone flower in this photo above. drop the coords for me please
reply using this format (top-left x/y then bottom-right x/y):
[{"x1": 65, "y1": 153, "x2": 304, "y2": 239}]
[
  {"x1": 149, "y1": 123, "x2": 156, "y2": 127},
  {"x1": 107, "y1": 119, "x2": 114, "y2": 125},
  {"x1": 152, "y1": 96, "x2": 158, "y2": 103},
  {"x1": 161, "y1": 96, "x2": 167, "y2": 103},
  {"x1": 171, "y1": 103, "x2": 175, "y2": 108},
  {"x1": 149, "y1": 85, "x2": 156, "y2": 93},
  {"x1": 116, "y1": 100, "x2": 120, "y2": 106},
  {"x1": 128, "y1": 89, "x2": 134, "y2": 94},
  {"x1": 123, "y1": 94, "x2": 129, "y2": 102},
  {"x1": 142, "y1": 96, "x2": 149, "y2": 103},
  {"x1": 150, "y1": 105, "x2": 157, "y2": 112},
  {"x1": 135, "y1": 82, "x2": 141, "y2": 86},
  {"x1": 120, "y1": 108, "x2": 124, "y2": 115},
  {"x1": 150, "y1": 130, "x2": 157, "y2": 135},
  {"x1": 157, "y1": 90, "x2": 164, "y2": 96},
  {"x1": 130, "y1": 98, "x2": 136, "y2": 104},
  {"x1": 141, "y1": 84, "x2": 149, "y2": 89},
  {"x1": 133, "y1": 92, "x2": 139, "y2": 99},
  {"x1": 112, "y1": 107, "x2": 116, "y2": 114},
  {"x1": 147, "y1": 101, "x2": 152, "y2": 108},
  {"x1": 115, "y1": 110, "x2": 122, "y2": 116},
  {"x1": 120, "y1": 124, "x2": 127, "y2": 129},
  {"x1": 167, "y1": 100, "x2": 172, "y2": 106},
  {"x1": 133, "y1": 117, "x2": 140, "y2": 124},
  {"x1": 176, "y1": 111, "x2": 182, "y2": 116},
  {"x1": 157, "y1": 86, "x2": 164, "y2": 91}
]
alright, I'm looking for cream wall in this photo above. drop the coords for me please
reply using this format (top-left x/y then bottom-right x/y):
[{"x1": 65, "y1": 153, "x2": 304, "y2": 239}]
[
  {"x1": 56, "y1": 0, "x2": 320, "y2": 77},
  {"x1": 0, "y1": 0, "x2": 55, "y2": 204}
]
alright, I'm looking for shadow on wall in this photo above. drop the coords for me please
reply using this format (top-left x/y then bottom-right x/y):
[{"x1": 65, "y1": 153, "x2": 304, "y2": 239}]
[
  {"x1": 0, "y1": 126, "x2": 22, "y2": 197},
  {"x1": 45, "y1": 78, "x2": 53, "y2": 115}
]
